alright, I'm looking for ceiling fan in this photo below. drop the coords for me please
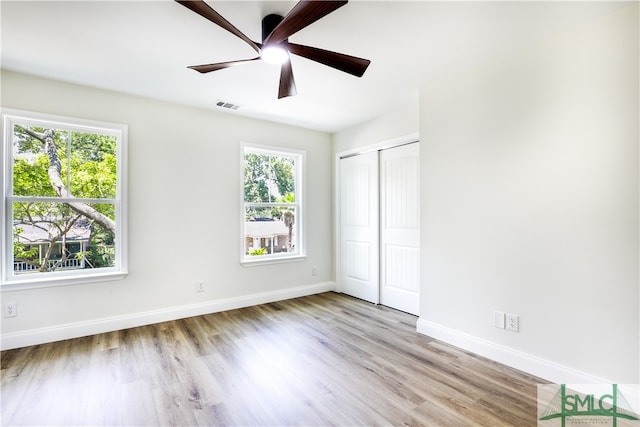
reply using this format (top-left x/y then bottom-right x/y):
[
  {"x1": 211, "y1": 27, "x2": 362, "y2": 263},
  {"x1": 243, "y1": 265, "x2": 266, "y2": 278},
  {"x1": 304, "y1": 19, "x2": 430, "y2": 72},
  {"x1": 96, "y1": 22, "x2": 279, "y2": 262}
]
[{"x1": 175, "y1": 0, "x2": 371, "y2": 99}]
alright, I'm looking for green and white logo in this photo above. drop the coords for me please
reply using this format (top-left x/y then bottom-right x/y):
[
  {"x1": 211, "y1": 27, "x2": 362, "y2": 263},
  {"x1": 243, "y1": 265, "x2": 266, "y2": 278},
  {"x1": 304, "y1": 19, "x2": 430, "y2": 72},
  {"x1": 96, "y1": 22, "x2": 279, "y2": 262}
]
[{"x1": 538, "y1": 384, "x2": 639, "y2": 427}]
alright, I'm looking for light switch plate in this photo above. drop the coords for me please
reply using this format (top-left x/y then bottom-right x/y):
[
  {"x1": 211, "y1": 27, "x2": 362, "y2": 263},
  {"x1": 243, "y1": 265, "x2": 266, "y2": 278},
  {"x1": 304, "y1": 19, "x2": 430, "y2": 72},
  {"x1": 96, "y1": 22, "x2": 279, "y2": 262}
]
[{"x1": 494, "y1": 311, "x2": 505, "y2": 329}]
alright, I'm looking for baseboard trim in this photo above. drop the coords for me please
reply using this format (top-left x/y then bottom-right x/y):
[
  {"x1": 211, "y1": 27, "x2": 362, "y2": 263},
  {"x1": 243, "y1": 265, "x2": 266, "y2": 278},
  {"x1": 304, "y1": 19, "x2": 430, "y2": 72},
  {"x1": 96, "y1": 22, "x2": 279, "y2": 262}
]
[
  {"x1": 1, "y1": 281, "x2": 336, "y2": 351},
  {"x1": 416, "y1": 318, "x2": 614, "y2": 385}
]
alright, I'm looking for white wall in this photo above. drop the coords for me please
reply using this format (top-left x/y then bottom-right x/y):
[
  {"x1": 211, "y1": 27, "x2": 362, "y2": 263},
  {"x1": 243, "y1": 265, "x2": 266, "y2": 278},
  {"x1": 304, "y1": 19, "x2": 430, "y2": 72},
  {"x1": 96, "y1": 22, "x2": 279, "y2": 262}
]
[
  {"x1": 333, "y1": 103, "x2": 419, "y2": 154},
  {"x1": 1, "y1": 70, "x2": 334, "y2": 348},
  {"x1": 419, "y1": 4, "x2": 638, "y2": 384}
]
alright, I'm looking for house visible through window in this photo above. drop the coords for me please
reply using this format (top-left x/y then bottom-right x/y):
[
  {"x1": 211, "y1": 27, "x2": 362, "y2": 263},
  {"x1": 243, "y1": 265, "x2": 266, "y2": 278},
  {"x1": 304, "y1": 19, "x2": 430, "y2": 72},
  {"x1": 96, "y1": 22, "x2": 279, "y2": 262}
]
[
  {"x1": 242, "y1": 144, "x2": 304, "y2": 263},
  {"x1": 1, "y1": 109, "x2": 127, "y2": 288}
]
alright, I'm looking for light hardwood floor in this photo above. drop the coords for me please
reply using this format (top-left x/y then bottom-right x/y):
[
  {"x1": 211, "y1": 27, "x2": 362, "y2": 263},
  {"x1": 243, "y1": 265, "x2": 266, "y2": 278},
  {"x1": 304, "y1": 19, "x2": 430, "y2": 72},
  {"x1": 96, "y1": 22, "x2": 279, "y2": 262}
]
[{"x1": 1, "y1": 292, "x2": 546, "y2": 426}]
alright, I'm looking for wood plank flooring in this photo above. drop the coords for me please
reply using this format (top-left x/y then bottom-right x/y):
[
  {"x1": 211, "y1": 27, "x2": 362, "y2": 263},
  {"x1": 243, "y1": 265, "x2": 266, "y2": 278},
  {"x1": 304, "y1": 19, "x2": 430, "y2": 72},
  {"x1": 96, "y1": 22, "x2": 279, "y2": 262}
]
[{"x1": 1, "y1": 292, "x2": 546, "y2": 426}]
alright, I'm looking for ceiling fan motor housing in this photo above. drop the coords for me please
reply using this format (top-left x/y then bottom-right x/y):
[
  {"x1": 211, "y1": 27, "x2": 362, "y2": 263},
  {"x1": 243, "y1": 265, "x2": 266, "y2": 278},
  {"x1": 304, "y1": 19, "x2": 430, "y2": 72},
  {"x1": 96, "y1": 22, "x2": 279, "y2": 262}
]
[{"x1": 262, "y1": 14, "x2": 285, "y2": 44}]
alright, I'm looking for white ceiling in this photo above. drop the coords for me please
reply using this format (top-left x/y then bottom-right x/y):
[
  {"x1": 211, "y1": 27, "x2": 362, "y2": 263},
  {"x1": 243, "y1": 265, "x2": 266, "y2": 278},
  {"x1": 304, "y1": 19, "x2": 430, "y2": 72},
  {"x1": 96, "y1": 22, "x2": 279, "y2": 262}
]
[{"x1": 1, "y1": 1, "x2": 629, "y2": 133}]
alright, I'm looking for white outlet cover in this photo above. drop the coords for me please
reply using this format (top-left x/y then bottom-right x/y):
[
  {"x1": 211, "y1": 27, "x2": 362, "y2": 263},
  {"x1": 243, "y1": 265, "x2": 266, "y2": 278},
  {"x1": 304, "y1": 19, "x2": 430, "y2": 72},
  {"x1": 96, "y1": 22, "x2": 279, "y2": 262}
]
[
  {"x1": 196, "y1": 281, "x2": 205, "y2": 292},
  {"x1": 4, "y1": 302, "x2": 17, "y2": 317},
  {"x1": 506, "y1": 313, "x2": 519, "y2": 332}
]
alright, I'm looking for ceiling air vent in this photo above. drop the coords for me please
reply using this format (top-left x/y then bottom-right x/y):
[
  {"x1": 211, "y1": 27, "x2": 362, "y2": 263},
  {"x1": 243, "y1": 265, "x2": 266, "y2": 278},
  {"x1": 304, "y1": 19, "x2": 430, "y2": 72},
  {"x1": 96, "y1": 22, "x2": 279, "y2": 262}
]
[{"x1": 215, "y1": 100, "x2": 241, "y2": 111}]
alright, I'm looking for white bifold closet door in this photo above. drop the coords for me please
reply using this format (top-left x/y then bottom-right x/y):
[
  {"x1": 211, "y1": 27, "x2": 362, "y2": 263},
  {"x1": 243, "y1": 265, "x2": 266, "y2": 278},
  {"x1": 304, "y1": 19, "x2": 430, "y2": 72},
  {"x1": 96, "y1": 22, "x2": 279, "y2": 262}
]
[
  {"x1": 339, "y1": 150, "x2": 380, "y2": 304},
  {"x1": 379, "y1": 143, "x2": 420, "y2": 315},
  {"x1": 339, "y1": 143, "x2": 420, "y2": 315}
]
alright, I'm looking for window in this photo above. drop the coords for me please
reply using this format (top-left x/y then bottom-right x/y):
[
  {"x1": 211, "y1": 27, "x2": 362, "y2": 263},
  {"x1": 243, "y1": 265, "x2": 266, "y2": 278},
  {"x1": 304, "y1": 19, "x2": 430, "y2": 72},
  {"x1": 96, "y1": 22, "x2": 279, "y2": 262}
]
[
  {"x1": 1, "y1": 109, "x2": 127, "y2": 289},
  {"x1": 242, "y1": 144, "x2": 304, "y2": 264}
]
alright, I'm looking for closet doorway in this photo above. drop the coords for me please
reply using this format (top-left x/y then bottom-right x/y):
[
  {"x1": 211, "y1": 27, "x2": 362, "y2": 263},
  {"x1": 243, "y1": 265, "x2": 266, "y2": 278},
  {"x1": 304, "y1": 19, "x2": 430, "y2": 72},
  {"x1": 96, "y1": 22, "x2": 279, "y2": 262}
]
[{"x1": 338, "y1": 142, "x2": 420, "y2": 315}]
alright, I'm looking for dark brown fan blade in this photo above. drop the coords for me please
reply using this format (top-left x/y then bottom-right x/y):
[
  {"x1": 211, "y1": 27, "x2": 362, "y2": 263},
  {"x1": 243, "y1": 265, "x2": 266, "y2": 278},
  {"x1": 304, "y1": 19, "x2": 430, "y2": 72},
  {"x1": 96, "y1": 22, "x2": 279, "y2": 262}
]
[
  {"x1": 188, "y1": 57, "x2": 261, "y2": 73},
  {"x1": 285, "y1": 42, "x2": 370, "y2": 77},
  {"x1": 175, "y1": 0, "x2": 260, "y2": 53},
  {"x1": 278, "y1": 59, "x2": 297, "y2": 99},
  {"x1": 264, "y1": 0, "x2": 348, "y2": 46}
]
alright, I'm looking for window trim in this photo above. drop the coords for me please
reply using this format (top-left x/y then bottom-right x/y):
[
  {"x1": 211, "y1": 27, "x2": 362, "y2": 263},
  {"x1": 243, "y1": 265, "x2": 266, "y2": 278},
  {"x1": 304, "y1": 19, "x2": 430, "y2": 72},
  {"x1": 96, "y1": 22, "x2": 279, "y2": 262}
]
[
  {"x1": 240, "y1": 142, "x2": 306, "y2": 266},
  {"x1": 1, "y1": 109, "x2": 128, "y2": 290}
]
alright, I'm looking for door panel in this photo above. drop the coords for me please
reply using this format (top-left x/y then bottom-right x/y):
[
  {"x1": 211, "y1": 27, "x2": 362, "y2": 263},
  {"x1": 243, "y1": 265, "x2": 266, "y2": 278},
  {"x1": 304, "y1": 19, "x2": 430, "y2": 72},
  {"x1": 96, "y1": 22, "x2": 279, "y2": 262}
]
[
  {"x1": 380, "y1": 143, "x2": 420, "y2": 315},
  {"x1": 339, "y1": 151, "x2": 379, "y2": 304}
]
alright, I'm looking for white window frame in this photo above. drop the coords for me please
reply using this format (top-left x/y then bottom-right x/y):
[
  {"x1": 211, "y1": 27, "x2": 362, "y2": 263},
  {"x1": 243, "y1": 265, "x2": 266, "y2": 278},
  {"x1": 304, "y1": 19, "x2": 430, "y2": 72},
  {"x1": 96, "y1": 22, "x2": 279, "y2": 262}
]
[
  {"x1": 1, "y1": 109, "x2": 128, "y2": 290},
  {"x1": 240, "y1": 143, "x2": 305, "y2": 265}
]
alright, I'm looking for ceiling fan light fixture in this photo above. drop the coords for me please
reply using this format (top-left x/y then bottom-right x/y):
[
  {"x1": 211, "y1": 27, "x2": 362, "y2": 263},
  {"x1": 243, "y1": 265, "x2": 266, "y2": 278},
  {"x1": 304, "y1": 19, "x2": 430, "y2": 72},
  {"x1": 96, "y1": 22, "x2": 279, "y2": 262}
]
[
  {"x1": 261, "y1": 45, "x2": 289, "y2": 65},
  {"x1": 176, "y1": 0, "x2": 370, "y2": 98}
]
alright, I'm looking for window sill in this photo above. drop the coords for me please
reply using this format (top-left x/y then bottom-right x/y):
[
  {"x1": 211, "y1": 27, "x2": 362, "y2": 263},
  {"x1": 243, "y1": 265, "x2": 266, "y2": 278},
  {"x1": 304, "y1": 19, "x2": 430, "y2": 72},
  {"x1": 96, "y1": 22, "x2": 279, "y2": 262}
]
[
  {"x1": 1, "y1": 270, "x2": 128, "y2": 292},
  {"x1": 241, "y1": 255, "x2": 307, "y2": 267}
]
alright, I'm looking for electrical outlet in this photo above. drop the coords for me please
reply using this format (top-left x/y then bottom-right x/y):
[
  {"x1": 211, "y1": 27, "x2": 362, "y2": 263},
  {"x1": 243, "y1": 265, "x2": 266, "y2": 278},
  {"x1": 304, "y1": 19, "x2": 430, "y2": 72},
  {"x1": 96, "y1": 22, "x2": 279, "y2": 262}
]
[
  {"x1": 4, "y1": 302, "x2": 17, "y2": 318},
  {"x1": 506, "y1": 313, "x2": 519, "y2": 332},
  {"x1": 493, "y1": 311, "x2": 505, "y2": 329},
  {"x1": 196, "y1": 280, "x2": 205, "y2": 293},
  {"x1": 311, "y1": 266, "x2": 318, "y2": 276}
]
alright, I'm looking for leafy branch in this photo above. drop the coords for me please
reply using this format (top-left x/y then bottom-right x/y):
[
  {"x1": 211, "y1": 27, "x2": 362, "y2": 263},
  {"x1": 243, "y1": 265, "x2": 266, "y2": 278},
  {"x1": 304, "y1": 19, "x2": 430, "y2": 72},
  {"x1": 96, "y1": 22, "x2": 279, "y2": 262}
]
[{"x1": 16, "y1": 126, "x2": 116, "y2": 233}]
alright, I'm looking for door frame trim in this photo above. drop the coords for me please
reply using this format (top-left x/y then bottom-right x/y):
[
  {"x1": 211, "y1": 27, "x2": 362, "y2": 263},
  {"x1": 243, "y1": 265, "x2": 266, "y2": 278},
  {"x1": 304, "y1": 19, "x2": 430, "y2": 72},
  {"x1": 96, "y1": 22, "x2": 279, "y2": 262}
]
[{"x1": 334, "y1": 132, "x2": 419, "y2": 296}]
